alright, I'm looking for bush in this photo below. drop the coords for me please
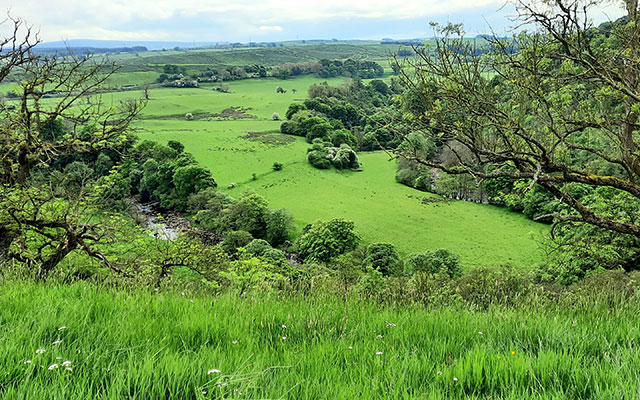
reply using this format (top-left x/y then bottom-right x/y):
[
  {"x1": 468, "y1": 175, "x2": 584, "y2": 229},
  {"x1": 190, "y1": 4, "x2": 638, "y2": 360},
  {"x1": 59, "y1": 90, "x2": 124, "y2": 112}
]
[
  {"x1": 273, "y1": 162, "x2": 283, "y2": 171},
  {"x1": 364, "y1": 243, "x2": 400, "y2": 276},
  {"x1": 357, "y1": 267, "x2": 387, "y2": 299},
  {"x1": 272, "y1": 112, "x2": 281, "y2": 121},
  {"x1": 404, "y1": 249, "x2": 462, "y2": 277},
  {"x1": 245, "y1": 239, "x2": 272, "y2": 256},
  {"x1": 265, "y1": 209, "x2": 293, "y2": 247},
  {"x1": 221, "y1": 230, "x2": 253, "y2": 255},
  {"x1": 185, "y1": 113, "x2": 194, "y2": 120},
  {"x1": 296, "y1": 218, "x2": 360, "y2": 263}
]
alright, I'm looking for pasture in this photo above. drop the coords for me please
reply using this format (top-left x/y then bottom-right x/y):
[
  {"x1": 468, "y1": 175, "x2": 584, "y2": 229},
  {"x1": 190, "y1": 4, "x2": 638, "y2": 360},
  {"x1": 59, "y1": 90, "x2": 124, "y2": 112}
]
[{"x1": 108, "y1": 74, "x2": 551, "y2": 267}]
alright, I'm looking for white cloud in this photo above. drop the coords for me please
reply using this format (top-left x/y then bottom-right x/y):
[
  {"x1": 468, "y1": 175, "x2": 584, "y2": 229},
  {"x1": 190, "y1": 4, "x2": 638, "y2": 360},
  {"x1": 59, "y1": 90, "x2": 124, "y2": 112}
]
[
  {"x1": 258, "y1": 25, "x2": 283, "y2": 32},
  {"x1": 0, "y1": 0, "x2": 627, "y2": 41}
]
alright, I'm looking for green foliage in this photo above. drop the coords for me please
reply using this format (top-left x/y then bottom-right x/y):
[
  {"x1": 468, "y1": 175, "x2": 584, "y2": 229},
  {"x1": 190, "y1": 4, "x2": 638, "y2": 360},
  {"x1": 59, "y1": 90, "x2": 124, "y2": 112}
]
[
  {"x1": 297, "y1": 218, "x2": 360, "y2": 263},
  {"x1": 363, "y1": 243, "x2": 400, "y2": 276},
  {"x1": 357, "y1": 266, "x2": 387, "y2": 298},
  {"x1": 265, "y1": 208, "x2": 293, "y2": 247},
  {"x1": 404, "y1": 249, "x2": 462, "y2": 277},
  {"x1": 173, "y1": 165, "x2": 217, "y2": 205},
  {"x1": 221, "y1": 193, "x2": 269, "y2": 238},
  {"x1": 221, "y1": 230, "x2": 254, "y2": 255}
]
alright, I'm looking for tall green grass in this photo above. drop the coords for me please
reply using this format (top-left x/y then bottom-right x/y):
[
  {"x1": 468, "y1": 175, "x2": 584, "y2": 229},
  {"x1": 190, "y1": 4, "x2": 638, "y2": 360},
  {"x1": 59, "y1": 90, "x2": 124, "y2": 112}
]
[{"x1": 1, "y1": 281, "x2": 639, "y2": 399}]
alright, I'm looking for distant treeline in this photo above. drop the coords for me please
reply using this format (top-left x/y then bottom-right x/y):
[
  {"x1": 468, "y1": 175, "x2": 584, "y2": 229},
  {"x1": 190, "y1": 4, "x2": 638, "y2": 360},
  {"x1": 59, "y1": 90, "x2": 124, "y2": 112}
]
[{"x1": 157, "y1": 58, "x2": 385, "y2": 86}]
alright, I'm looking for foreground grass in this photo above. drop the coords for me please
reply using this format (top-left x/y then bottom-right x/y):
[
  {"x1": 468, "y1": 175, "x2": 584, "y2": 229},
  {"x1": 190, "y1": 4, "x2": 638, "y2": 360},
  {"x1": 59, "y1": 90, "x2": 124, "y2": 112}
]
[{"x1": 1, "y1": 281, "x2": 639, "y2": 399}]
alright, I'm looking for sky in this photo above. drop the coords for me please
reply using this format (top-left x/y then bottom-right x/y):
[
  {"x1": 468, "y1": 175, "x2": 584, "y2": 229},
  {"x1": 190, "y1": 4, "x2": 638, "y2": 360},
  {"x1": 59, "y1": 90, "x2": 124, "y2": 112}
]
[{"x1": 0, "y1": 0, "x2": 627, "y2": 44}]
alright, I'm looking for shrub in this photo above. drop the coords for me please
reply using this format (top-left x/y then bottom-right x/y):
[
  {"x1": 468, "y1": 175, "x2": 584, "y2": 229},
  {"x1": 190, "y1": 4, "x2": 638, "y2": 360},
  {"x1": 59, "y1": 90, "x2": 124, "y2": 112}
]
[
  {"x1": 296, "y1": 218, "x2": 360, "y2": 263},
  {"x1": 245, "y1": 239, "x2": 272, "y2": 256},
  {"x1": 357, "y1": 267, "x2": 387, "y2": 299},
  {"x1": 404, "y1": 249, "x2": 462, "y2": 277},
  {"x1": 265, "y1": 209, "x2": 293, "y2": 247},
  {"x1": 185, "y1": 113, "x2": 194, "y2": 120},
  {"x1": 273, "y1": 162, "x2": 283, "y2": 171},
  {"x1": 272, "y1": 112, "x2": 281, "y2": 121},
  {"x1": 364, "y1": 243, "x2": 400, "y2": 276},
  {"x1": 221, "y1": 230, "x2": 253, "y2": 255}
]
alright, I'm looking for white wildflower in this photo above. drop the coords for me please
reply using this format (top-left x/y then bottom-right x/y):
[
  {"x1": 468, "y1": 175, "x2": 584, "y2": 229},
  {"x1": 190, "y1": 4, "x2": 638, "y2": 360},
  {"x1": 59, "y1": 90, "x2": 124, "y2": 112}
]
[
  {"x1": 56, "y1": 357, "x2": 63, "y2": 360},
  {"x1": 62, "y1": 360, "x2": 72, "y2": 367},
  {"x1": 281, "y1": 324, "x2": 286, "y2": 329},
  {"x1": 376, "y1": 334, "x2": 384, "y2": 339},
  {"x1": 36, "y1": 349, "x2": 46, "y2": 354},
  {"x1": 282, "y1": 336, "x2": 287, "y2": 340},
  {"x1": 387, "y1": 322, "x2": 396, "y2": 327},
  {"x1": 348, "y1": 346, "x2": 353, "y2": 350},
  {"x1": 24, "y1": 360, "x2": 32, "y2": 364},
  {"x1": 48, "y1": 364, "x2": 59, "y2": 370},
  {"x1": 52, "y1": 339, "x2": 63, "y2": 345},
  {"x1": 58, "y1": 326, "x2": 68, "y2": 331},
  {"x1": 375, "y1": 351, "x2": 383, "y2": 355},
  {"x1": 65, "y1": 367, "x2": 73, "y2": 372},
  {"x1": 437, "y1": 371, "x2": 443, "y2": 376},
  {"x1": 453, "y1": 377, "x2": 459, "y2": 382},
  {"x1": 207, "y1": 369, "x2": 221, "y2": 375},
  {"x1": 232, "y1": 340, "x2": 238, "y2": 344},
  {"x1": 478, "y1": 331, "x2": 483, "y2": 335}
]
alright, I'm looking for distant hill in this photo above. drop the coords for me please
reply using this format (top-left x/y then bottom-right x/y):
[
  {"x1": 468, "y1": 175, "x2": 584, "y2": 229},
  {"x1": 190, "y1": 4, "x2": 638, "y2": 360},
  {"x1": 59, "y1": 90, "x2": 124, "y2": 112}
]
[{"x1": 37, "y1": 39, "x2": 225, "y2": 51}]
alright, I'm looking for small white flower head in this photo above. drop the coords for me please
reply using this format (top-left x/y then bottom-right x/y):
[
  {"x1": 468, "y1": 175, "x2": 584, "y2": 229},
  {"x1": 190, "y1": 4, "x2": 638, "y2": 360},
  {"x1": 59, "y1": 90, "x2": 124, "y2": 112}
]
[
  {"x1": 48, "y1": 364, "x2": 59, "y2": 370},
  {"x1": 181, "y1": 292, "x2": 185, "y2": 296},
  {"x1": 232, "y1": 340, "x2": 238, "y2": 345},
  {"x1": 56, "y1": 357, "x2": 63, "y2": 360},
  {"x1": 65, "y1": 367, "x2": 73, "y2": 372},
  {"x1": 478, "y1": 331, "x2": 483, "y2": 335},
  {"x1": 202, "y1": 391, "x2": 207, "y2": 395},
  {"x1": 36, "y1": 349, "x2": 46, "y2": 354},
  {"x1": 62, "y1": 360, "x2": 72, "y2": 367},
  {"x1": 347, "y1": 346, "x2": 353, "y2": 350},
  {"x1": 282, "y1": 336, "x2": 287, "y2": 340},
  {"x1": 281, "y1": 324, "x2": 286, "y2": 329},
  {"x1": 376, "y1": 334, "x2": 384, "y2": 339},
  {"x1": 453, "y1": 377, "x2": 459, "y2": 382},
  {"x1": 24, "y1": 360, "x2": 32, "y2": 364},
  {"x1": 375, "y1": 351, "x2": 383, "y2": 356},
  {"x1": 207, "y1": 369, "x2": 221, "y2": 375},
  {"x1": 52, "y1": 339, "x2": 63, "y2": 345},
  {"x1": 437, "y1": 371, "x2": 443, "y2": 376},
  {"x1": 387, "y1": 322, "x2": 396, "y2": 327},
  {"x1": 189, "y1": 300, "x2": 194, "y2": 303},
  {"x1": 58, "y1": 326, "x2": 68, "y2": 331}
]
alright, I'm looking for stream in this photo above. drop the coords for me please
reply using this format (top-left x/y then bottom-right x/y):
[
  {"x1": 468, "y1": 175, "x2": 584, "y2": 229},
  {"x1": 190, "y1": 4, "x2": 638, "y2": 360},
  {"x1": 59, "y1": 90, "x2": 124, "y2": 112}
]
[{"x1": 133, "y1": 203, "x2": 181, "y2": 241}]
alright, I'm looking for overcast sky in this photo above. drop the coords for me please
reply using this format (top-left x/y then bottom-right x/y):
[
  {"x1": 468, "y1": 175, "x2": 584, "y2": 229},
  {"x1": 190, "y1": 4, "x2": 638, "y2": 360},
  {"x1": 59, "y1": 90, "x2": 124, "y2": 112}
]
[{"x1": 0, "y1": 0, "x2": 626, "y2": 43}]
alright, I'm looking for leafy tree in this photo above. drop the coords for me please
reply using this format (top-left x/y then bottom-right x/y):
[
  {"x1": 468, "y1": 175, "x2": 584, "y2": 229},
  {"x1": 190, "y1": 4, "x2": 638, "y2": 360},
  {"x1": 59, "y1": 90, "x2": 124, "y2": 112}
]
[
  {"x1": 404, "y1": 249, "x2": 462, "y2": 277},
  {"x1": 0, "y1": 18, "x2": 144, "y2": 277},
  {"x1": 364, "y1": 243, "x2": 400, "y2": 276},
  {"x1": 167, "y1": 140, "x2": 184, "y2": 153},
  {"x1": 396, "y1": 1, "x2": 640, "y2": 271},
  {"x1": 173, "y1": 165, "x2": 217, "y2": 207},
  {"x1": 265, "y1": 208, "x2": 293, "y2": 247},
  {"x1": 296, "y1": 218, "x2": 360, "y2": 263},
  {"x1": 221, "y1": 230, "x2": 253, "y2": 255},
  {"x1": 221, "y1": 193, "x2": 269, "y2": 237}
]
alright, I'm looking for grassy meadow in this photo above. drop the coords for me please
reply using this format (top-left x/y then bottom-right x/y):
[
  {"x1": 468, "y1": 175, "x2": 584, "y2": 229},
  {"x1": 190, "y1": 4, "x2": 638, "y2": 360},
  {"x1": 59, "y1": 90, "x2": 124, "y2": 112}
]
[
  {"x1": 108, "y1": 74, "x2": 550, "y2": 267},
  {"x1": 1, "y1": 281, "x2": 639, "y2": 399}
]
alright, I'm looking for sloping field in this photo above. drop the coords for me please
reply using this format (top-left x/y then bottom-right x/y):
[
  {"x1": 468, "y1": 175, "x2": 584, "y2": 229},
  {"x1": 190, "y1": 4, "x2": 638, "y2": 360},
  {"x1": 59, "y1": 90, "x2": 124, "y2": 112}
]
[{"x1": 128, "y1": 75, "x2": 548, "y2": 267}]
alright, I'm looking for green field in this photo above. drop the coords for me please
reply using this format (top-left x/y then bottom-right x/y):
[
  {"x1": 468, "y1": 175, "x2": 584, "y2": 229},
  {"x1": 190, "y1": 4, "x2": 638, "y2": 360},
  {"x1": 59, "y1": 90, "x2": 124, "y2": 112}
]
[
  {"x1": 1, "y1": 281, "x2": 639, "y2": 399},
  {"x1": 110, "y1": 74, "x2": 550, "y2": 267}
]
